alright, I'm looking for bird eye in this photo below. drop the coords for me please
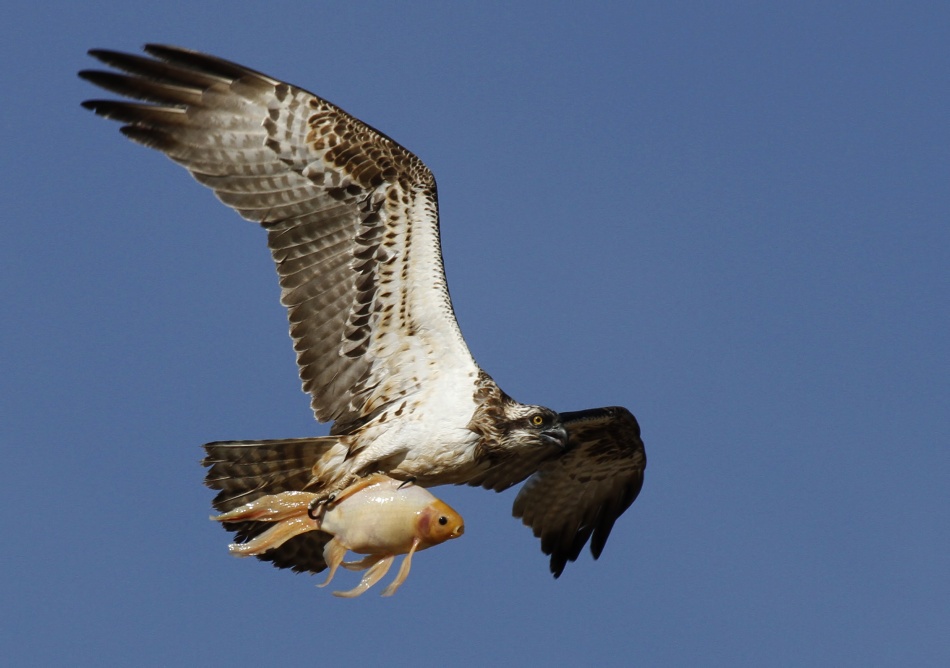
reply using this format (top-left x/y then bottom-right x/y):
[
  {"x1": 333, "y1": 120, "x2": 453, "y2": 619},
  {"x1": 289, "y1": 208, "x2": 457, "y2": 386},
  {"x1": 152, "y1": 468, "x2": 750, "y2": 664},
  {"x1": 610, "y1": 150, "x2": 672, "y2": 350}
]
[
  {"x1": 438, "y1": 516, "x2": 448, "y2": 526},
  {"x1": 531, "y1": 414, "x2": 544, "y2": 426}
]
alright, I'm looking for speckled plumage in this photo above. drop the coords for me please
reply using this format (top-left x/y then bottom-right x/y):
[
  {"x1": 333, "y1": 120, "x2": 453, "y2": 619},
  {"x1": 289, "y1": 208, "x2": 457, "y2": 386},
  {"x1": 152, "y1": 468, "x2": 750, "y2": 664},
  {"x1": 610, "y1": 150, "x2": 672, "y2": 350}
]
[{"x1": 81, "y1": 45, "x2": 646, "y2": 578}]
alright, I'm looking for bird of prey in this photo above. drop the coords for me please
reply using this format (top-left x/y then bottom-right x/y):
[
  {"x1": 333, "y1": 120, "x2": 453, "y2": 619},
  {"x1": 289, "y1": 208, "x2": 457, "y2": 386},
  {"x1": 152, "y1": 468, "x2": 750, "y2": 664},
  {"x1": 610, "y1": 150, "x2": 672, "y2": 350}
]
[{"x1": 80, "y1": 45, "x2": 646, "y2": 578}]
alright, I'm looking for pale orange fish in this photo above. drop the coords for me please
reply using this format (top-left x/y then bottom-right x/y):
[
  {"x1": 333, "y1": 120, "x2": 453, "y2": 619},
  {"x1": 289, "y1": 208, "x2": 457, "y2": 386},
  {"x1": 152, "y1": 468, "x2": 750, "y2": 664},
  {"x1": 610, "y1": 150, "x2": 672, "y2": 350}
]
[{"x1": 213, "y1": 474, "x2": 464, "y2": 597}]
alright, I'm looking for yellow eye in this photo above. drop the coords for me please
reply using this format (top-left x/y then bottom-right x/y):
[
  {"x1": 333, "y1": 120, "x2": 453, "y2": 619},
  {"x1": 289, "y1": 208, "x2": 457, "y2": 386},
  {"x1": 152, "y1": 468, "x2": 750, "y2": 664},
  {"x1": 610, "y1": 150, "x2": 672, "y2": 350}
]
[{"x1": 531, "y1": 414, "x2": 544, "y2": 426}]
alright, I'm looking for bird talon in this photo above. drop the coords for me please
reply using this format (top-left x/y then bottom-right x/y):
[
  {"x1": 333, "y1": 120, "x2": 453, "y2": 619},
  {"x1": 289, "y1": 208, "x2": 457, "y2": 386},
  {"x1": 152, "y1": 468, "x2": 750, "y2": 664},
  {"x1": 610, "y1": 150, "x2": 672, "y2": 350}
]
[
  {"x1": 306, "y1": 501, "x2": 320, "y2": 520},
  {"x1": 307, "y1": 493, "x2": 336, "y2": 519},
  {"x1": 396, "y1": 477, "x2": 417, "y2": 490}
]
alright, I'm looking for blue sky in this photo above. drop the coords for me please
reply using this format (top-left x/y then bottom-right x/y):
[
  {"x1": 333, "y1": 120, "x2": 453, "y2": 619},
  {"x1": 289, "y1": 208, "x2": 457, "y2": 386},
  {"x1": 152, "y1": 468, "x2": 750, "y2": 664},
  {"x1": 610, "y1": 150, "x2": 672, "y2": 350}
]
[{"x1": 3, "y1": 3, "x2": 948, "y2": 666}]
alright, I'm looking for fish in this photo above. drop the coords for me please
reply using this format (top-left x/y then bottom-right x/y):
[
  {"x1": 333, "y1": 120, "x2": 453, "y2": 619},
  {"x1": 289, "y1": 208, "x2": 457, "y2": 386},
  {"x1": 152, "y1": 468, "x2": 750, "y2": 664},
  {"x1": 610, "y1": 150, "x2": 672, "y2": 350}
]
[{"x1": 213, "y1": 474, "x2": 464, "y2": 597}]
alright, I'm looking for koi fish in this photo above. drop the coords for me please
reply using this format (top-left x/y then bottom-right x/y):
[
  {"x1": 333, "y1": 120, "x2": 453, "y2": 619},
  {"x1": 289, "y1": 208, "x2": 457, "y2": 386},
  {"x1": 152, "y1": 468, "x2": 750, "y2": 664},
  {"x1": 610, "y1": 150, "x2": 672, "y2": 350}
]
[{"x1": 213, "y1": 474, "x2": 464, "y2": 597}]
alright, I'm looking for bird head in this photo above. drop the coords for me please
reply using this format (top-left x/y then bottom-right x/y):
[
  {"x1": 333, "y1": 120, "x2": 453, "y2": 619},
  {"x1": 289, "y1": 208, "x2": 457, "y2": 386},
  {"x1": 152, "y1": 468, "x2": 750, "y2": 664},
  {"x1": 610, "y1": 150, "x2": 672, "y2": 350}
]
[{"x1": 502, "y1": 403, "x2": 569, "y2": 451}]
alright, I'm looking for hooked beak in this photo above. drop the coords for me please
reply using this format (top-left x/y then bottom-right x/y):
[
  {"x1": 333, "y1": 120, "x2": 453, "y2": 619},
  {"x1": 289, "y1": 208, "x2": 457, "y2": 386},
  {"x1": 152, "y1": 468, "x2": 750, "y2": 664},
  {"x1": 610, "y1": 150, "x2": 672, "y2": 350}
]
[{"x1": 541, "y1": 425, "x2": 569, "y2": 449}]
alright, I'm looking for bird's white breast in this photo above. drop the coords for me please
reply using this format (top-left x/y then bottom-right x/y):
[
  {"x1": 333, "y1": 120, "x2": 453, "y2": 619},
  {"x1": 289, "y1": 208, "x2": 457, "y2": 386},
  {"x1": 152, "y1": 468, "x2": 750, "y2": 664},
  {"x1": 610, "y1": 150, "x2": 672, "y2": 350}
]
[{"x1": 353, "y1": 364, "x2": 486, "y2": 484}]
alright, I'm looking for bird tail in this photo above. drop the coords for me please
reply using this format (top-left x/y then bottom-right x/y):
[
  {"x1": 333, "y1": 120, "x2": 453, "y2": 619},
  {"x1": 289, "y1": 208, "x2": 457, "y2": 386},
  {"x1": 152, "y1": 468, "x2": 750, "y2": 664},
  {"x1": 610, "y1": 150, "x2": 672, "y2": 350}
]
[
  {"x1": 202, "y1": 436, "x2": 346, "y2": 512},
  {"x1": 201, "y1": 437, "x2": 346, "y2": 573}
]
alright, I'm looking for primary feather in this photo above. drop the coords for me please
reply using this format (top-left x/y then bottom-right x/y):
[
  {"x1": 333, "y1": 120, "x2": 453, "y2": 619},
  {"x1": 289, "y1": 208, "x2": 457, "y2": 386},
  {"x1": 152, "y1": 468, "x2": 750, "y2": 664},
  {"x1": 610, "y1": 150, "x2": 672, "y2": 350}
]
[{"x1": 81, "y1": 45, "x2": 646, "y2": 578}]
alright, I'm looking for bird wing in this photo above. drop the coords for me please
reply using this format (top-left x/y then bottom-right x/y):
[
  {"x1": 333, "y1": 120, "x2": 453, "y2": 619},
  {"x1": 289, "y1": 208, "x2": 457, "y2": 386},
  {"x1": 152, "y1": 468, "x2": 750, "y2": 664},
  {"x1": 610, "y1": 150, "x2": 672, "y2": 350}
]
[
  {"x1": 80, "y1": 45, "x2": 478, "y2": 432},
  {"x1": 512, "y1": 406, "x2": 646, "y2": 577}
]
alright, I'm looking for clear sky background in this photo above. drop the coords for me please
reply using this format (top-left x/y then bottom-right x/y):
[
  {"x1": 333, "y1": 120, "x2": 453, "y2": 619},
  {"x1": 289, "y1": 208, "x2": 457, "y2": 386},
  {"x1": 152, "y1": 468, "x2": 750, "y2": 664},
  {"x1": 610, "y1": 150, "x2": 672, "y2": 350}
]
[{"x1": 3, "y1": 3, "x2": 947, "y2": 666}]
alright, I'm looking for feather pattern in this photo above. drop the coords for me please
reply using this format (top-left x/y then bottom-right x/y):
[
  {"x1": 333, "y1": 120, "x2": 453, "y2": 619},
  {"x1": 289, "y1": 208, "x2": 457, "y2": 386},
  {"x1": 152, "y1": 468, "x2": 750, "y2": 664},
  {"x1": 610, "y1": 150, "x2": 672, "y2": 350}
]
[
  {"x1": 81, "y1": 45, "x2": 647, "y2": 579},
  {"x1": 80, "y1": 45, "x2": 477, "y2": 430}
]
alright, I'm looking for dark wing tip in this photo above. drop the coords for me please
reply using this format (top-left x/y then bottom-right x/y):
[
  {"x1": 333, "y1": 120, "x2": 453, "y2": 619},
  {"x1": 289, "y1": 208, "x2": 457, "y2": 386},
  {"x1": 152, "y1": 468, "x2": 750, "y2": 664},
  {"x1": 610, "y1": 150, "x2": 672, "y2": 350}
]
[
  {"x1": 78, "y1": 98, "x2": 125, "y2": 119},
  {"x1": 142, "y1": 43, "x2": 270, "y2": 82},
  {"x1": 514, "y1": 404, "x2": 646, "y2": 578},
  {"x1": 86, "y1": 47, "x2": 120, "y2": 61},
  {"x1": 589, "y1": 475, "x2": 645, "y2": 560}
]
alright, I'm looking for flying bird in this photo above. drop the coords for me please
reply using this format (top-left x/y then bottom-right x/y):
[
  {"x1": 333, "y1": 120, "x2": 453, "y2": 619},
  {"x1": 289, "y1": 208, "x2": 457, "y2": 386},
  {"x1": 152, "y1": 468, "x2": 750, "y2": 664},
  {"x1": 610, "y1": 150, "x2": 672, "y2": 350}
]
[{"x1": 80, "y1": 45, "x2": 646, "y2": 578}]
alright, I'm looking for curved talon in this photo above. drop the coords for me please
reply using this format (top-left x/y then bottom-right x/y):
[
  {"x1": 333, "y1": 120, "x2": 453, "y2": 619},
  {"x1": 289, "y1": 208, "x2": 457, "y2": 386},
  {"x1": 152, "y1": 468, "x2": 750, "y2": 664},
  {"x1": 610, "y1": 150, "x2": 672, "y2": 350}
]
[
  {"x1": 397, "y1": 477, "x2": 417, "y2": 490},
  {"x1": 307, "y1": 498, "x2": 322, "y2": 520},
  {"x1": 307, "y1": 492, "x2": 338, "y2": 520}
]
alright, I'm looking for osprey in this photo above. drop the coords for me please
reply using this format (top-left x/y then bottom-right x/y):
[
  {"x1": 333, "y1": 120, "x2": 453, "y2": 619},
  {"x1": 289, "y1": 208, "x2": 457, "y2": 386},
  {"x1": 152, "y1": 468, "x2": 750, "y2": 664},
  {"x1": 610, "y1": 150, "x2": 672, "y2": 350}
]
[{"x1": 80, "y1": 45, "x2": 646, "y2": 578}]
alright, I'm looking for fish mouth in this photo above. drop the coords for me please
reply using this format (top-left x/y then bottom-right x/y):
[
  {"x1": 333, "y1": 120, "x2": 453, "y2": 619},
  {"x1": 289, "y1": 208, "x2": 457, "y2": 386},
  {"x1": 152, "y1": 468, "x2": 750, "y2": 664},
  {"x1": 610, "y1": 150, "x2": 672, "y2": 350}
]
[{"x1": 541, "y1": 426, "x2": 569, "y2": 449}]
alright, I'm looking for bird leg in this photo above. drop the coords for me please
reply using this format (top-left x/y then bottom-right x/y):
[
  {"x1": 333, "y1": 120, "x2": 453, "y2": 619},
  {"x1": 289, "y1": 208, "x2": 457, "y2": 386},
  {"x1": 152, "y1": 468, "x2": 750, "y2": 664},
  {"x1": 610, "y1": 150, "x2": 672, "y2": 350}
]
[{"x1": 306, "y1": 472, "x2": 384, "y2": 519}]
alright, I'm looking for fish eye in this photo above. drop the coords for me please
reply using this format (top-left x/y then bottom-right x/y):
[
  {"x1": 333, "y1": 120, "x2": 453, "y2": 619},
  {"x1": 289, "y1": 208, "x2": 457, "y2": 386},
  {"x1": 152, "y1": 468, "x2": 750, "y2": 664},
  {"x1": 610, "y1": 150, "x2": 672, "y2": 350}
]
[
  {"x1": 531, "y1": 414, "x2": 544, "y2": 426},
  {"x1": 438, "y1": 516, "x2": 448, "y2": 526}
]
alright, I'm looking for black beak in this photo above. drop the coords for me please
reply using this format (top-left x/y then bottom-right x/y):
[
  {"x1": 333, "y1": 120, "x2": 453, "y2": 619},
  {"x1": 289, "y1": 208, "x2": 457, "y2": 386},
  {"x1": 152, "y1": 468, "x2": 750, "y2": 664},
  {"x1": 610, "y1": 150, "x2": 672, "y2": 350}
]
[{"x1": 541, "y1": 425, "x2": 569, "y2": 449}]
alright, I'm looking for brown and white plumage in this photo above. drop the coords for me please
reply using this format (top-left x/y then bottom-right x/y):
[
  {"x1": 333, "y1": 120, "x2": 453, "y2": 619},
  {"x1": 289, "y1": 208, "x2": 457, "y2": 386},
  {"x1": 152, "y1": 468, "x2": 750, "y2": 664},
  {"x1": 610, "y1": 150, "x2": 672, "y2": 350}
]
[{"x1": 80, "y1": 45, "x2": 646, "y2": 578}]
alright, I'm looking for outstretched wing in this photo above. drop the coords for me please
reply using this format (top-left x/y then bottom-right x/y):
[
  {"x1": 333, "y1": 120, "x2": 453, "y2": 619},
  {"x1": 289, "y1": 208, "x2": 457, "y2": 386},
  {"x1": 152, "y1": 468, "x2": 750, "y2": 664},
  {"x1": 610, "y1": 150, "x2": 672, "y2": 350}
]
[
  {"x1": 512, "y1": 406, "x2": 646, "y2": 577},
  {"x1": 80, "y1": 45, "x2": 478, "y2": 432}
]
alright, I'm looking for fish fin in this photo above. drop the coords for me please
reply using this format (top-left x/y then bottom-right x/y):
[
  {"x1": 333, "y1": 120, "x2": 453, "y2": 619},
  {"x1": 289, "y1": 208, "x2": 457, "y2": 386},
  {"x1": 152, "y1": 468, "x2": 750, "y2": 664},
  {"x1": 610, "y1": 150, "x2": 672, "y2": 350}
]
[
  {"x1": 381, "y1": 538, "x2": 420, "y2": 597},
  {"x1": 228, "y1": 516, "x2": 314, "y2": 557},
  {"x1": 213, "y1": 491, "x2": 316, "y2": 523},
  {"x1": 341, "y1": 555, "x2": 383, "y2": 571},
  {"x1": 317, "y1": 538, "x2": 347, "y2": 588},
  {"x1": 333, "y1": 556, "x2": 394, "y2": 598}
]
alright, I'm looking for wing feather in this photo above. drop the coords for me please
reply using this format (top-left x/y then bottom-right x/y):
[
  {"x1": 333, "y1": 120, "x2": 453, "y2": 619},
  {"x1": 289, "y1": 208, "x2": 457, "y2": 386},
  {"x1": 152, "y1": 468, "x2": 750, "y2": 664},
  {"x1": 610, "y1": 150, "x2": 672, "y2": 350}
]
[
  {"x1": 512, "y1": 406, "x2": 646, "y2": 577},
  {"x1": 81, "y1": 45, "x2": 478, "y2": 430}
]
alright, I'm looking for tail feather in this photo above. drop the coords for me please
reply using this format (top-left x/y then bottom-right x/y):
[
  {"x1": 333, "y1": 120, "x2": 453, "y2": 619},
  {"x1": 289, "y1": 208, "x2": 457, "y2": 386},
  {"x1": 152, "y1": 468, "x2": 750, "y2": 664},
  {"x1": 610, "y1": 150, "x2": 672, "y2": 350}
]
[
  {"x1": 202, "y1": 437, "x2": 339, "y2": 511},
  {"x1": 201, "y1": 437, "x2": 342, "y2": 574}
]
